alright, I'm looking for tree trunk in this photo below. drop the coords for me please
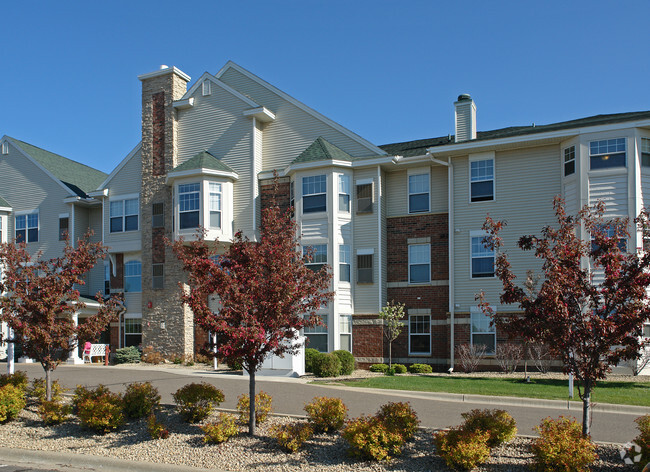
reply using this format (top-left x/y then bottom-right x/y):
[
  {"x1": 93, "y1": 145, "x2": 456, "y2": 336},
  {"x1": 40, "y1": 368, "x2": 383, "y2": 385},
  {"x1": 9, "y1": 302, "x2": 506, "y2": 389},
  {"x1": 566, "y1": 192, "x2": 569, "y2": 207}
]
[
  {"x1": 45, "y1": 367, "x2": 52, "y2": 402},
  {"x1": 249, "y1": 369, "x2": 256, "y2": 437},
  {"x1": 582, "y1": 381, "x2": 592, "y2": 437},
  {"x1": 388, "y1": 342, "x2": 392, "y2": 369}
]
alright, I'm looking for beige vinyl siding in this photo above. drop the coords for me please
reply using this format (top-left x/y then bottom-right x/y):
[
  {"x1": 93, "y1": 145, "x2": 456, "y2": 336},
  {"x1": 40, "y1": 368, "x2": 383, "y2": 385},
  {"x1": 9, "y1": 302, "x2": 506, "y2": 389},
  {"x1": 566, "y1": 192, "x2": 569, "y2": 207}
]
[
  {"x1": 563, "y1": 179, "x2": 579, "y2": 216},
  {"x1": 106, "y1": 149, "x2": 141, "y2": 196},
  {"x1": 352, "y1": 168, "x2": 380, "y2": 313},
  {"x1": 642, "y1": 172, "x2": 650, "y2": 209},
  {"x1": 177, "y1": 85, "x2": 255, "y2": 236},
  {"x1": 73, "y1": 205, "x2": 89, "y2": 243},
  {"x1": 86, "y1": 207, "x2": 105, "y2": 296},
  {"x1": 124, "y1": 292, "x2": 142, "y2": 314},
  {"x1": 104, "y1": 197, "x2": 141, "y2": 252},
  {"x1": 453, "y1": 145, "x2": 561, "y2": 311},
  {"x1": 589, "y1": 173, "x2": 628, "y2": 218},
  {"x1": 0, "y1": 141, "x2": 71, "y2": 260},
  {"x1": 431, "y1": 166, "x2": 448, "y2": 213},
  {"x1": 218, "y1": 68, "x2": 381, "y2": 172}
]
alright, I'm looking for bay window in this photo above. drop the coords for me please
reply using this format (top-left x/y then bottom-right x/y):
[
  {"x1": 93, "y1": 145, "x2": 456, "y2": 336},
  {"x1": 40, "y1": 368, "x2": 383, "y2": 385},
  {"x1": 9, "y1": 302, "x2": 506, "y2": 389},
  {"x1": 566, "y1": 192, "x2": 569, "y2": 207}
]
[
  {"x1": 209, "y1": 182, "x2": 222, "y2": 229},
  {"x1": 179, "y1": 183, "x2": 200, "y2": 229},
  {"x1": 305, "y1": 314, "x2": 328, "y2": 352},
  {"x1": 339, "y1": 175, "x2": 350, "y2": 212},
  {"x1": 339, "y1": 245, "x2": 351, "y2": 282},
  {"x1": 303, "y1": 175, "x2": 327, "y2": 213},
  {"x1": 590, "y1": 138, "x2": 626, "y2": 170},
  {"x1": 304, "y1": 244, "x2": 327, "y2": 272}
]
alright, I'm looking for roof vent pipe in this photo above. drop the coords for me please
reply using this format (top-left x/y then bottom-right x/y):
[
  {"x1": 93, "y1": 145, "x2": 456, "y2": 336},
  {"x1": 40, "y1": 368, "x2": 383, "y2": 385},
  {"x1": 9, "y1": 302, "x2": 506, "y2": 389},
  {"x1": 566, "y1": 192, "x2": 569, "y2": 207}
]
[{"x1": 454, "y1": 94, "x2": 477, "y2": 143}]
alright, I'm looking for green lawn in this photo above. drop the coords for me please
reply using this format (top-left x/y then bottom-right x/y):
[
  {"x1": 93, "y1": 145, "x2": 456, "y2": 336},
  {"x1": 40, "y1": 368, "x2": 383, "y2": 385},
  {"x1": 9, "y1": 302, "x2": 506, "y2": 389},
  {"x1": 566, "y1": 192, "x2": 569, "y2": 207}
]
[{"x1": 319, "y1": 376, "x2": 650, "y2": 407}]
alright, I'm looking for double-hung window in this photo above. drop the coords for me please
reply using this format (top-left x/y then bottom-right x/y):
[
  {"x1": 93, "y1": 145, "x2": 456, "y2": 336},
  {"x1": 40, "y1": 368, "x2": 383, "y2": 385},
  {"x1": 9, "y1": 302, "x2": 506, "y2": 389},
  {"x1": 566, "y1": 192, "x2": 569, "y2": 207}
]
[
  {"x1": 303, "y1": 175, "x2": 327, "y2": 213},
  {"x1": 589, "y1": 138, "x2": 626, "y2": 170},
  {"x1": 409, "y1": 315, "x2": 431, "y2": 355},
  {"x1": 124, "y1": 317, "x2": 142, "y2": 347},
  {"x1": 471, "y1": 306, "x2": 496, "y2": 355},
  {"x1": 356, "y1": 181, "x2": 373, "y2": 213},
  {"x1": 59, "y1": 216, "x2": 69, "y2": 241},
  {"x1": 642, "y1": 138, "x2": 650, "y2": 168},
  {"x1": 470, "y1": 159, "x2": 494, "y2": 202},
  {"x1": 179, "y1": 183, "x2": 200, "y2": 229},
  {"x1": 591, "y1": 224, "x2": 627, "y2": 253},
  {"x1": 339, "y1": 315, "x2": 352, "y2": 352},
  {"x1": 339, "y1": 175, "x2": 350, "y2": 212},
  {"x1": 152, "y1": 203, "x2": 164, "y2": 228},
  {"x1": 0, "y1": 216, "x2": 4, "y2": 242},
  {"x1": 408, "y1": 244, "x2": 430, "y2": 284},
  {"x1": 110, "y1": 199, "x2": 139, "y2": 233},
  {"x1": 408, "y1": 173, "x2": 430, "y2": 213},
  {"x1": 564, "y1": 146, "x2": 576, "y2": 176},
  {"x1": 357, "y1": 251, "x2": 373, "y2": 283},
  {"x1": 124, "y1": 260, "x2": 142, "y2": 292},
  {"x1": 305, "y1": 314, "x2": 328, "y2": 352},
  {"x1": 304, "y1": 244, "x2": 327, "y2": 272},
  {"x1": 15, "y1": 212, "x2": 38, "y2": 243},
  {"x1": 471, "y1": 233, "x2": 495, "y2": 278},
  {"x1": 209, "y1": 182, "x2": 222, "y2": 229},
  {"x1": 339, "y1": 244, "x2": 351, "y2": 282}
]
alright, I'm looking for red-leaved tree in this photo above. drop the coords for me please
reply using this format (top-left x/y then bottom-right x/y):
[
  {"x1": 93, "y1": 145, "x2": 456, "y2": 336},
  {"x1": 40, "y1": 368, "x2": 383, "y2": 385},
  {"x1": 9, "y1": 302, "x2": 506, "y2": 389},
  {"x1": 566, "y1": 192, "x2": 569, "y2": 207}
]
[
  {"x1": 173, "y1": 191, "x2": 333, "y2": 436},
  {"x1": 481, "y1": 197, "x2": 650, "y2": 436},
  {"x1": 0, "y1": 233, "x2": 122, "y2": 400}
]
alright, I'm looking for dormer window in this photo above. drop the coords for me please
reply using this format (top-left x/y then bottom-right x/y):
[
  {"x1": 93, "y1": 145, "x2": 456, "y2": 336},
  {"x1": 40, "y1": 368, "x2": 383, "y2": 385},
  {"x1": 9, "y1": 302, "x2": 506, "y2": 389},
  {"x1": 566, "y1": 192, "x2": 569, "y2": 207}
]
[{"x1": 179, "y1": 183, "x2": 200, "y2": 229}]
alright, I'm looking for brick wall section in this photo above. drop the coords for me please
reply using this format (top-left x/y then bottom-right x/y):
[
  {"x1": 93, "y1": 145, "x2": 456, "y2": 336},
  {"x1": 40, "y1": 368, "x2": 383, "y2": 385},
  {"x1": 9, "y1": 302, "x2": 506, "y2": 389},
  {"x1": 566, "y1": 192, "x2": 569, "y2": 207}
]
[
  {"x1": 260, "y1": 177, "x2": 291, "y2": 215},
  {"x1": 352, "y1": 315, "x2": 383, "y2": 368},
  {"x1": 109, "y1": 254, "x2": 123, "y2": 289},
  {"x1": 140, "y1": 69, "x2": 194, "y2": 358}
]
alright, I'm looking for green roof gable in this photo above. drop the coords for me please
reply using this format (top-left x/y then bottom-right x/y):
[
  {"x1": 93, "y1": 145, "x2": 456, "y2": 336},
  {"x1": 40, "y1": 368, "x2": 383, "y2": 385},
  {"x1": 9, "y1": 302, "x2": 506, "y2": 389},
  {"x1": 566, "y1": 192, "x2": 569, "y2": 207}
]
[
  {"x1": 172, "y1": 150, "x2": 236, "y2": 174},
  {"x1": 0, "y1": 196, "x2": 10, "y2": 208},
  {"x1": 293, "y1": 137, "x2": 354, "y2": 164},
  {"x1": 10, "y1": 138, "x2": 107, "y2": 197}
]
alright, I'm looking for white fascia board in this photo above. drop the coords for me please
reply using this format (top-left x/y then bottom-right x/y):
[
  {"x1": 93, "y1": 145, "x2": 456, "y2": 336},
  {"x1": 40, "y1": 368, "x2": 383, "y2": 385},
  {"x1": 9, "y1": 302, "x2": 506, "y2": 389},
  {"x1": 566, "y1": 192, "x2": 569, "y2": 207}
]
[
  {"x1": 351, "y1": 155, "x2": 400, "y2": 168},
  {"x1": 243, "y1": 107, "x2": 276, "y2": 123},
  {"x1": 88, "y1": 189, "x2": 109, "y2": 198},
  {"x1": 260, "y1": 155, "x2": 397, "y2": 180},
  {"x1": 63, "y1": 196, "x2": 100, "y2": 206},
  {"x1": 215, "y1": 61, "x2": 388, "y2": 156},
  {"x1": 0, "y1": 206, "x2": 12, "y2": 212},
  {"x1": 173, "y1": 98, "x2": 194, "y2": 110},
  {"x1": 98, "y1": 142, "x2": 142, "y2": 190},
  {"x1": 180, "y1": 72, "x2": 259, "y2": 108},
  {"x1": 285, "y1": 159, "x2": 354, "y2": 174},
  {"x1": 165, "y1": 168, "x2": 239, "y2": 184},
  {"x1": 426, "y1": 118, "x2": 650, "y2": 156},
  {"x1": 138, "y1": 66, "x2": 191, "y2": 82},
  {"x1": 6, "y1": 137, "x2": 80, "y2": 197}
]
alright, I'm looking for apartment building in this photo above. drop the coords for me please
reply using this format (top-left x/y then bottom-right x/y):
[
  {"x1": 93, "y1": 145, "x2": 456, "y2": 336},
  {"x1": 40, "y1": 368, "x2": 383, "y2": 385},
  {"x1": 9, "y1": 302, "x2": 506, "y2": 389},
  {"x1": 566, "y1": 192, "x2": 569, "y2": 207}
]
[{"x1": 1, "y1": 63, "x2": 649, "y2": 370}]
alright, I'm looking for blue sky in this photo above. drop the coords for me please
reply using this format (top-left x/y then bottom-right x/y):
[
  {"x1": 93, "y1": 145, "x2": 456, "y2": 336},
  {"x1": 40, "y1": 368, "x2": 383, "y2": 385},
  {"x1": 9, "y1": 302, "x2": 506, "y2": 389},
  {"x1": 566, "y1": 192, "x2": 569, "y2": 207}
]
[{"x1": 2, "y1": 1, "x2": 649, "y2": 174}]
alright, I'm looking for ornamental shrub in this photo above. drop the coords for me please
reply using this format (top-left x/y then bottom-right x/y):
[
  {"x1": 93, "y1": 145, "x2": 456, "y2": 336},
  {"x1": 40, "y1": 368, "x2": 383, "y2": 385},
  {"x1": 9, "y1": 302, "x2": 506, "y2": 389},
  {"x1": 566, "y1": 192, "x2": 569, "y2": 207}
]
[
  {"x1": 408, "y1": 363, "x2": 432, "y2": 374},
  {"x1": 376, "y1": 402, "x2": 420, "y2": 441},
  {"x1": 172, "y1": 382, "x2": 224, "y2": 423},
  {"x1": 76, "y1": 387, "x2": 125, "y2": 434},
  {"x1": 369, "y1": 363, "x2": 389, "y2": 373},
  {"x1": 141, "y1": 346, "x2": 164, "y2": 365},
  {"x1": 530, "y1": 416, "x2": 596, "y2": 472},
  {"x1": 392, "y1": 364, "x2": 407, "y2": 374},
  {"x1": 0, "y1": 371, "x2": 29, "y2": 393},
  {"x1": 39, "y1": 400, "x2": 72, "y2": 425},
  {"x1": 332, "y1": 350, "x2": 355, "y2": 375},
  {"x1": 114, "y1": 346, "x2": 141, "y2": 364},
  {"x1": 122, "y1": 382, "x2": 161, "y2": 418},
  {"x1": 342, "y1": 415, "x2": 404, "y2": 461},
  {"x1": 72, "y1": 384, "x2": 112, "y2": 414},
  {"x1": 305, "y1": 348, "x2": 321, "y2": 373},
  {"x1": 312, "y1": 353, "x2": 341, "y2": 378},
  {"x1": 460, "y1": 409, "x2": 517, "y2": 448},
  {"x1": 273, "y1": 422, "x2": 313, "y2": 453},
  {"x1": 30, "y1": 378, "x2": 66, "y2": 403},
  {"x1": 434, "y1": 426, "x2": 491, "y2": 471},
  {"x1": 201, "y1": 413, "x2": 239, "y2": 444},
  {"x1": 0, "y1": 385, "x2": 26, "y2": 423},
  {"x1": 304, "y1": 396, "x2": 348, "y2": 433},
  {"x1": 146, "y1": 413, "x2": 169, "y2": 439},
  {"x1": 237, "y1": 391, "x2": 273, "y2": 424},
  {"x1": 633, "y1": 415, "x2": 650, "y2": 470}
]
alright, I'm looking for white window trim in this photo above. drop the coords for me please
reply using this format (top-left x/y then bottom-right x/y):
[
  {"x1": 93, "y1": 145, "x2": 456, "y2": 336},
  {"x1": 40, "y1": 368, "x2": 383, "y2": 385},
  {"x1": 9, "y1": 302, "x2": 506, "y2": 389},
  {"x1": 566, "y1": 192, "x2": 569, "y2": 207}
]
[
  {"x1": 339, "y1": 244, "x2": 351, "y2": 283},
  {"x1": 124, "y1": 260, "x2": 142, "y2": 293},
  {"x1": 178, "y1": 182, "x2": 201, "y2": 230},
  {"x1": 408, "y1": 243, "x2": 431, "y2": 284},
  {"x1": 0, "y1": 215, "x2": 5, "y2": 243},
  {"x1": 302, "y1": 175, "x2": 327, "y2": 214},
  {"x1": 209, "y1": 182, "x2": 222, "y2": 229},
  {"x1": 470, "y1": 306, "x2": 496, "y2": 355},
  {"x1": 407, "y1": 168, "x2": 430, "y2": 214},
  {"x1": 408, "y1": 314, "x2": 431, "y2": 355},
  {"x1": 469, "y1": 152, "x2": 496, "y2": 203},
  {"x1": 563, "y1": 146, "x2": 576, "y2": 177},
  {"x1": 303, "y1": 243, "x2": 328, "y2": 270},
  {"x1": 470, "y1": 230, "x2": 495, "y2": 279},
  {"x1": 339, "y1": 174, "x2": 351, "y2": 213},
  {"x1": 339, "y1": 314, "x2": 353, "y2": 352},
  {"x1": 109, "y1": 194, "x2": 140, "y2": 233},
  {"x1": 588, "y1": 137, "x2": 627, "y2": 171}
]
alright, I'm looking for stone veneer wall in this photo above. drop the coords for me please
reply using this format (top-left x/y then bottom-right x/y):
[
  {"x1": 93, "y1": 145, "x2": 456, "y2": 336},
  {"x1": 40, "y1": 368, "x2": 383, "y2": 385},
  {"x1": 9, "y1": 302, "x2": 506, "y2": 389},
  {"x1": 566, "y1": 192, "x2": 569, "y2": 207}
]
[{"x1": 140, "y1": 70, "x2": 195, "y2": 358}]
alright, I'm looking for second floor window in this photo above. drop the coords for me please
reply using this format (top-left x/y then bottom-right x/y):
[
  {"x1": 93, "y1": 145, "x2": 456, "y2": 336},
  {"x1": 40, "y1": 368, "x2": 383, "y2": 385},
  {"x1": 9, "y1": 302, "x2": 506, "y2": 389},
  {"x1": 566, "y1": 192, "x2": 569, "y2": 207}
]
[
  {"x1": 110, "y1": 199, "x2": 139, "y2": 233},
  {"x1": 409, "y1": 244, "x2": 431, "y2": 284},
  {"x1": 408, "y1": 174, "x2": 429, "y2": 213},
  {"x1": 590, "y1": 138, "x2": 626, "y2": 170},
  {"x1": 104, "y1": 263, "x2": 111, "y2": 296},
  {"x1": 564, "y1": 146, "x2": 576, "y2": 176},
  {"x1": 124, "y1": 260, "x2": 142, "y2": 292},
  {"x1": 179, "y1": 183, "x2": 200, "y2": 229},
  {"x1": 16, "y1": 212, "x2": 38, "y2": 243},
  {"x1": 339, "y1": 175, "x2": 350, "y2": 212},
  {"x1": 59, "y1": 217, "x2": 69, "y2": 241},
  {"x1": 357, "y1": 253, "x2": 373, "y2": 283},
  {"x1": 304, "y1": 244, "x2": 327, "y2": 272},
  {"x1": 209, "y1": 183, "x2": 222, "y2": 229},
  {"x1": 471, "y1": 234, "x2": 495, "y2": 278},
  {"x1": 470, "y1": 159, "x2": 494, "y2": 202},
  {"x1": 339, "y1": 244, "x2": 351, "y2": 282},
  {"x1": 303, "y1": 175, "x2": 326, "y2": 213},
  {"x1": 642, "y1": 138, "x2": 650, "y2": 168}
]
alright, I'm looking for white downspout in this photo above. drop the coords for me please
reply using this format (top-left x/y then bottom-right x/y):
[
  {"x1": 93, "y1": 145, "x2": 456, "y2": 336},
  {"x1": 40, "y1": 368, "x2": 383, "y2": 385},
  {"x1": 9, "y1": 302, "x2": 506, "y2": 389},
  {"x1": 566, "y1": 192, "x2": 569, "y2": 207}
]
[
  {"x1": 448, "y1": 157, "x2": 455, "y2": 369},
  {"x1": 251, "y1": 117, "x2": 257, "y2": 234},
  {"x1": 377, "y1": 165, "x2": 382, "y2": 312}
]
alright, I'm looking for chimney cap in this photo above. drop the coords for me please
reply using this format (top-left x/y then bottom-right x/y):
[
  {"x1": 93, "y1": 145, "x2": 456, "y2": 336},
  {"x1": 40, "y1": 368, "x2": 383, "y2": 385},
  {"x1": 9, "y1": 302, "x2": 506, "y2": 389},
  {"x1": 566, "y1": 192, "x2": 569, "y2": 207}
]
[
  {"x1": 138, "y1": 66, "x2": 191, "y2": 82},
  {"x1": 457, "y1": 93, "x2": 472, "y2": 102},
  {"x1": 160, "y1": 64, "x2": 169, "y2": 70}
]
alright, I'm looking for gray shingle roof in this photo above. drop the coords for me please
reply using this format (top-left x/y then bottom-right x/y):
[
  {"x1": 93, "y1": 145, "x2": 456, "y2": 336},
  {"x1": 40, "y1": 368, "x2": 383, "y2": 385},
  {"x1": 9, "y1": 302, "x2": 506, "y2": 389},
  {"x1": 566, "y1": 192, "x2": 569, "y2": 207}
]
[
  {"x1": 0, "y1": 196, "x2": 10, "y2": 208},
  {"x1": 10, "y1": 138, "x2": 107, "y2": 197},
  {"x1": 172, "y1": 150, "x2": 236, "y2": 174},
  {"x1": 293, "y1": 137, "x2": 354, "y2": 164},
  {"x1": 380, "y1": 110, "x2": 650, "y2": 157}
]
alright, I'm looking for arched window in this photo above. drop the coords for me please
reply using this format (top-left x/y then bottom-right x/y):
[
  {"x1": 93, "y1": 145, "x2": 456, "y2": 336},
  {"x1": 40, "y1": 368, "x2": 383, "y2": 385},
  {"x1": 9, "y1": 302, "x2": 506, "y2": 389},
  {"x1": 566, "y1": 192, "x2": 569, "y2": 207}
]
[{"x1": 124, "y1": 260, "x2": 142, "y2": 292}]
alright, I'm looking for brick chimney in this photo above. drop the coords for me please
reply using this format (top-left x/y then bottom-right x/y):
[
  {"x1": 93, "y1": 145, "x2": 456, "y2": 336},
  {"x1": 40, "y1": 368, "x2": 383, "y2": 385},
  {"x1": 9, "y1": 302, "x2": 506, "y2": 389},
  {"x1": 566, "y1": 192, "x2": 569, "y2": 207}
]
[
  {"x1": 454, "y1": 94, "x2": 476, "y2": 143},
  {"x1": 138, "y1": 65, "x2": 193, "y2": 358}
]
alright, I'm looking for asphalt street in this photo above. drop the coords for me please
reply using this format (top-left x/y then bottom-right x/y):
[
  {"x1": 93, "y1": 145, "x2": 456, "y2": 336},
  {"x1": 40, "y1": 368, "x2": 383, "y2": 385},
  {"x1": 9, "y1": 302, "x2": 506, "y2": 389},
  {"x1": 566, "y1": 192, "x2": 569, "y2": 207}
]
[{"x1": 9, "y1": 363, "x2": 647, "y2": 445}]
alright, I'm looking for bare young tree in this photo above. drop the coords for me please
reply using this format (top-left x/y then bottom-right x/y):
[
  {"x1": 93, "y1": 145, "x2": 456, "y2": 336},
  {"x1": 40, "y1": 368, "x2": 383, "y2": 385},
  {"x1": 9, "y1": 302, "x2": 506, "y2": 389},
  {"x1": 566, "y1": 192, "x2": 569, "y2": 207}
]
[
  {"x1": 495, "y1": 343, "x2": 523, "y2": 374},
  {"x1": 378, "y1": 301, "x2": 405, "y2": 369},
  {"x1": 455, "y1": 343, "x2": 487, "y2": 373}
]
